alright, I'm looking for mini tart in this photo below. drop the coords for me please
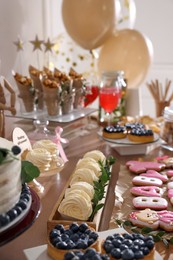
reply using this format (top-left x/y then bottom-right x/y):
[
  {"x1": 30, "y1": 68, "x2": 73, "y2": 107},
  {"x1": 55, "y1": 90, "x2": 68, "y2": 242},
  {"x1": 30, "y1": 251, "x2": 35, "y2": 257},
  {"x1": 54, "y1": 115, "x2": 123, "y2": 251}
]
[
  {"x1": 128, "y1": 128, "x2": 154, "y2": 143},
  {"x1": 47, "y1": 223, "x2": 99, "y2": 260},
  {"x1": 101, "y1": 233, "x2": 155, "y2": 260},
  {"x1": 103, "y1": 125, "x2": 126, "y2": 139}
]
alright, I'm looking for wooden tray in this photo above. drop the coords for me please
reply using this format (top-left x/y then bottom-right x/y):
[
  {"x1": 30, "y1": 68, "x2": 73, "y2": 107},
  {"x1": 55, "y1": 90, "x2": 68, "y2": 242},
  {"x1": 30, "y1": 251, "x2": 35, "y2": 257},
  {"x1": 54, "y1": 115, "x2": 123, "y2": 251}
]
[{"x1": 47, "y1": 172, "x2": 110, "y2": 234}]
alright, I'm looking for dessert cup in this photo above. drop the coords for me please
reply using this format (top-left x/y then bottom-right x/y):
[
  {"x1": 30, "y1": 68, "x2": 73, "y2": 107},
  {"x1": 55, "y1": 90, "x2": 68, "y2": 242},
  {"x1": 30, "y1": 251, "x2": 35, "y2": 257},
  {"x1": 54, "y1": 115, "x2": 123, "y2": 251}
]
[
  {"x1": 29, "y1": 65, "x2": 44, "y2": 110},
  {"x1": 43, "y1": 85, "x2": 61, "y2": 116},
  {"x1": 72, "y1": 79, "x2": 85, "y2": 109}
]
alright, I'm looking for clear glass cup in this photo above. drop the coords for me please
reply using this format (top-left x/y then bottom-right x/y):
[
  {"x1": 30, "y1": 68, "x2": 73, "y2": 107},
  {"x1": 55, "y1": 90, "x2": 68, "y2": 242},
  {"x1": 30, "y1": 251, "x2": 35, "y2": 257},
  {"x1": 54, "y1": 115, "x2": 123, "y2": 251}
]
[
  {"x1": 99, "y1": 71, "x2": 122, "y2": 126},
  {"x1": 160, "y1": 106, "x2": 173, "y2": 151}
]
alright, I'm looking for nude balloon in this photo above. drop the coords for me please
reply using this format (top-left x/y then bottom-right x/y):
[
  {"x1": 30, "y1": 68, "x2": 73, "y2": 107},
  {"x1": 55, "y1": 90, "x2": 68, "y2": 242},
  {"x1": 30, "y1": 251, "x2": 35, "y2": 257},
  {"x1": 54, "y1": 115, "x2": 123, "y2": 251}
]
[
  {"x1": 97, "y1": 29, "x2": 153, "y2": 88},
  {"x1": 62, "y1": 0, "x2": 116, "y2": 50}
]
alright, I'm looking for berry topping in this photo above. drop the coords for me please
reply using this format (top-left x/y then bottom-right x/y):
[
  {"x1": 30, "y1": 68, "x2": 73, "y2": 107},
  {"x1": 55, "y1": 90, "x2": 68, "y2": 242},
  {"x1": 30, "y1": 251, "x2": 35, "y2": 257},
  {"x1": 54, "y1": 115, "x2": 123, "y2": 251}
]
[
  {"x1": 104, "y1": 233, "x2": 154, "y2": 260},
  {"x1": 11, "y1": 145, "x2": 21, "y2": 155},
  {"x1": 7, "y1": 209, "x2": 18, "y2": 221},
  {"x1": 0, "y1": 214, "x2": 10, "y2": 227},
  {"x1": 130, "y1": 128, "x2": 153, "y2": 136},
  {"x1": 64, "y1": 248, "x2": 110, "y2": 260},
  {"x1": 104, "y1": 125, "x2": 125, "y2": 133},
  {"x1": 49, "y1": 222, "x2": 98, "y2": 250}
]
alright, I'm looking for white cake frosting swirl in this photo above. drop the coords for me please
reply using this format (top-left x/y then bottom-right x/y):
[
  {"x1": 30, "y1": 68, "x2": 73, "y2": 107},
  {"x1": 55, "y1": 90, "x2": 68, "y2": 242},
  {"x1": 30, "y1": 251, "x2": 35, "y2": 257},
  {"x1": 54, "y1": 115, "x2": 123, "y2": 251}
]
[
  {"x1": 33, "y1": 139, "x2": 59, "y2": 160},
  {"x1": 26, "y1": 148, "x2": 52, "y2": 171},
  {"x1": 66, "y1": 181, "x2": 94, "y2": 199},
  {"x1": 76, "y1": 158, "x2": 101, "y2": 177},
  {"x1": 0, "y1": 138, "x2": 22, "y2": 214},
  {"x1": 70, "y1": 168, "x2": 98, "y2": 185},
  {"x1": 58, "y1": 190, "x2": 93, "y2": 221},
  {"x1": 83, "y1": 150, "x2": 106, "y2": 163}
]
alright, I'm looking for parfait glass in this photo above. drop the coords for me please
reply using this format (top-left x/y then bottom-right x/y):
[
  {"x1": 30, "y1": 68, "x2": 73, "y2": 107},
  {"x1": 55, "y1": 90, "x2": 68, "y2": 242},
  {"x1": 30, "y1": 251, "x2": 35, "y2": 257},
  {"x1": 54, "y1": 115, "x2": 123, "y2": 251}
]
[{"x1": 99, "y1": 71, "x2": 122, "y2": 126}]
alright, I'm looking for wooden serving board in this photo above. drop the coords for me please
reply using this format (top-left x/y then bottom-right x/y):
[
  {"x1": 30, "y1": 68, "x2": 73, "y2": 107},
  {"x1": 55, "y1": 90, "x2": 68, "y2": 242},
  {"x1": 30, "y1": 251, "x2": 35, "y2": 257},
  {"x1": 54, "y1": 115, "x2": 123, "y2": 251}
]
[{"x1": 47, "y1": 171, "x2": 111, "y2": 235}]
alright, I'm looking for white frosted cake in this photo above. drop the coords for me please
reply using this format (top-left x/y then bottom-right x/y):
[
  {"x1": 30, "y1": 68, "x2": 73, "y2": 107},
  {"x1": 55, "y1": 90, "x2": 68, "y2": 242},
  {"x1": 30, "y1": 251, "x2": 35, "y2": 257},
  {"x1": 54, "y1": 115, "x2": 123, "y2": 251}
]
[{"x1": 0, "y1": 138, "x2": 22, "y2": 214}]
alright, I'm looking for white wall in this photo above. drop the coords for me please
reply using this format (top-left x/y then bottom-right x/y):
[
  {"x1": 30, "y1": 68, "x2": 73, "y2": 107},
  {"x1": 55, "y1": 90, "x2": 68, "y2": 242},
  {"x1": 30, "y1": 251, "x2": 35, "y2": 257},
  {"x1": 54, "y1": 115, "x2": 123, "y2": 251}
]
[
  {"x1": 134, "y1": 0, "x2": 173, "y2": 116},
  {"x1": 0, "y1": 0, "x2": 173, "y2": 117}
]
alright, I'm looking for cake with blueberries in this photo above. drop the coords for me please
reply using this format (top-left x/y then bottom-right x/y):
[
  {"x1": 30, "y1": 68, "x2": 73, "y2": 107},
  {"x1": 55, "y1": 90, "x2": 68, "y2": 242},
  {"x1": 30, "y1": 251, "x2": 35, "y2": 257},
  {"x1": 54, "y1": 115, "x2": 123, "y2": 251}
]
[
  {"x1": 0, "y1": 138, "x2": 22, "y2": 215},
  {"x1": 102, "y1": 125, "x2": 127, "y2": 139},
  {"x1": 0, "y1": 137, "x2": 40, "y2": 233},
  {"x1": 47, "y1": 222, "x2": 99, "y2": 260},
  {"x1": 47, "y1": 222, "x2": 156, "y2": 260},
  {"x1": 102, "y1": 232, "x2": 155, "y2": 260},
  {"x1": 127, "y1": 128, "x2": 154, "y2": 143}
]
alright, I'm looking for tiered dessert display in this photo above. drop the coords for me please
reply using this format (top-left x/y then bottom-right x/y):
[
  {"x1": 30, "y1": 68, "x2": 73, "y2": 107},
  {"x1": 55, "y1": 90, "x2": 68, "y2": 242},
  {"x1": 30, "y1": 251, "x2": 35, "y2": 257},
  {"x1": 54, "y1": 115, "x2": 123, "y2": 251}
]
[{"x1": 13, "y1": 66, "x2": 86, "y2": 117}]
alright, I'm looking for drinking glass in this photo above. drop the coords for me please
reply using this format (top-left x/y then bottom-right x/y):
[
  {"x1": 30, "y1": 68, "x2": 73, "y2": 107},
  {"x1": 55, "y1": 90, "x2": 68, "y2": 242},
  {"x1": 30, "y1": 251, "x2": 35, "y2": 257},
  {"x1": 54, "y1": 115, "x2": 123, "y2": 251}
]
[{"x1": 99, "y1": 71, "x2": 122, "y2": 126}]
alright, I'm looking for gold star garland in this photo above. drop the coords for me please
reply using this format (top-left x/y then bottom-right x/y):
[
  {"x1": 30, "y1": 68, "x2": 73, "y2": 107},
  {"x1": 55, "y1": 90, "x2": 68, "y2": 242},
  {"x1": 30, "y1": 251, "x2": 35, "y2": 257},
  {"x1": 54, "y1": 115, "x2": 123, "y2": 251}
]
[
  {"x1": 13, "y1": 37, "x2": 24, "y2": 51},
  {"x1": 13, "y1": 34, "x2": 95, "y2": 71},
  {"x1": 44, "y1": 38, "x2": 55, "y2": 53},
  {"x1": 30, "y1": 35, "x2": 43, "y2": 51}
]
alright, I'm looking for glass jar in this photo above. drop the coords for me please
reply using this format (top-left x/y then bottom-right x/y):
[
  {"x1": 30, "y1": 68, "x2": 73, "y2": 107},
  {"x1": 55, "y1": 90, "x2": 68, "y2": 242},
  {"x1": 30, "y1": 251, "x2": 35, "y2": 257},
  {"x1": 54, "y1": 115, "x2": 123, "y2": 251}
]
[
  {"x1": 98, "y1": 70, "x2": 127, "y2": 126},
  {"x1": 160, "y1": 106, "x2": 173, "y2": 150}
]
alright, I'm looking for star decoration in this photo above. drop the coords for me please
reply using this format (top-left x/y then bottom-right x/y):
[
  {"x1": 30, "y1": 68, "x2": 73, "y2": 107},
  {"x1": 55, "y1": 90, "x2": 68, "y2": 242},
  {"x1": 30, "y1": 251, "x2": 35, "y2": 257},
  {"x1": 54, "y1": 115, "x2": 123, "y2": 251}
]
[
  {"x1": 44, "y1": 38, "x2": 55, "y2": 53},
  {"x1": 30, "y1": 35, "x2": 43, "y2": 51},
  {"x1": 13, "y1": 37, "x2": 24, "y2": 51}
]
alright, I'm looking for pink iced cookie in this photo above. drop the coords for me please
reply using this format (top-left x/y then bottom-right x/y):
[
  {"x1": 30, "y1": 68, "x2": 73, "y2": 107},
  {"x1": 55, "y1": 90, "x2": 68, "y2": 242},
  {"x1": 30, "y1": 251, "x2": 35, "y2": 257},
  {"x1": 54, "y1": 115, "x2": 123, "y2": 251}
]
[
  {"x1": 166, "y1": 170, "x2": 173, "y2": 177},
  {"x1": 133, "y1": 196, "x2": 168, "y2": 210},
  {"x1": 162, "y1": 157, "x2": 173, "y2": 168},
  {"x1": 167, "y1": 189, "x2": 173, "y2": 198},
  {"x1": 167, "y1": 182, "x2": 173, "y2": 189},
  {"x1": 170, "y1": 197, "x2": 173, "y2": 205},
  {"x1": 126, "y1": 160, "x2": 165, "y2": 174},
  {"x1": 129, "y1": 209, "x2": 160, "y2": 230},
  {"x1": 140, "y1": 170, "x2": 168, "y2": 183},
  {"x1": 130, "y1": 186, "x2": 163, "y2": 197},
  {"x1": 157, "y1": 210, "x2": 173, "y2": 232},
  {"x1": 132, "y1": 176, "x2": 163, "y2": 187}
]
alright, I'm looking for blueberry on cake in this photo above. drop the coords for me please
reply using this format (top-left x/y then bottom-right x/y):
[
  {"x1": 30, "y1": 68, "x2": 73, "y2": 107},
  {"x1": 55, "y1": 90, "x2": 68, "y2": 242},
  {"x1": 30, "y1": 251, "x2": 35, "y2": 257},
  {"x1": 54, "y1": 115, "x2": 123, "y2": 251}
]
[
  {"x1": 125, "y1": 123, "x2": 145, "y2": 132},
  {"x1": 103, "y1": 125, "x2": 126, "y2": 139},
  {"x1": 127, "y1": 128, "x2": 154, "y2": 143}
]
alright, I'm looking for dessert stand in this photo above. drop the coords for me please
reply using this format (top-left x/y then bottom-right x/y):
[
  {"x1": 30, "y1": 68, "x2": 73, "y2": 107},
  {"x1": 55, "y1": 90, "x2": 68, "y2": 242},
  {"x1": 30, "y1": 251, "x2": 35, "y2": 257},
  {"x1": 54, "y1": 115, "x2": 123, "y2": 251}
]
[{"x1": 98, "y1": 130, "x2": 161, "y2": 155}]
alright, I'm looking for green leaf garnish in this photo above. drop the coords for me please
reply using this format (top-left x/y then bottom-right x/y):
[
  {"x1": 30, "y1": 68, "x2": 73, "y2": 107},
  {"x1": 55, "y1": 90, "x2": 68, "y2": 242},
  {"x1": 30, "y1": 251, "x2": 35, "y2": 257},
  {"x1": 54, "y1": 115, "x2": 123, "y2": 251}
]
[
  {"x1": 0, "y1": 146, "x2": 40, "y2": 184},
  {"x1": 141, "y1": 227, "x2": 153, "y2": 234},
  {"x1": 114, "y1": 218, "x2": 173, "y2": 247},
  {"x1": 170, "y1": 237, "x2": 173, "y2": 244},
  {"x1": 89, "y1": 156, "x2": 116, "y2": 221},
  {"x1": 21, "y1": 161, "x2": 40, "y2": 183}
]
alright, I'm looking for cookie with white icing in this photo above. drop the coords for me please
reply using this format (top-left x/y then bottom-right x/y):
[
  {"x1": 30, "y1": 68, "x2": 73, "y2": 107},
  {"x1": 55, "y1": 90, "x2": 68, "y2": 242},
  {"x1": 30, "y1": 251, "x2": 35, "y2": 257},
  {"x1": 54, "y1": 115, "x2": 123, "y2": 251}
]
[
  {"x1": 132, "y1": 176, "x2": 163, "y2": 187},
  {"x1": 133, "y1": 196, "x2": 168, "y2": 210}
]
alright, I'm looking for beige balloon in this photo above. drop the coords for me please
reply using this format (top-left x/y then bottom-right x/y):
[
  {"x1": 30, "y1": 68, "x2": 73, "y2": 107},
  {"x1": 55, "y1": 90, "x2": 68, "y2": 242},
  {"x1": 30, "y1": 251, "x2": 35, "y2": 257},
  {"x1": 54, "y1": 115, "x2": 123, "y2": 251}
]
[
  {"x1": 97, "y1": 29, "x2": 153, "y2": 88},
  {"x1": 62, "y1": 0, "x2": 116, "y2": 50}
]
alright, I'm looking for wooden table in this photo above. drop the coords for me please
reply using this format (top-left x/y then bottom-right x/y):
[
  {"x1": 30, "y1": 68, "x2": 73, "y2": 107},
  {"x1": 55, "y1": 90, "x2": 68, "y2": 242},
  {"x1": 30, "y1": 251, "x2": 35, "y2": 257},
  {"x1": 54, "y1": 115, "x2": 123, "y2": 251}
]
[{"x1": 0, "y1": 115, "x2": 173, "y2": 259}]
